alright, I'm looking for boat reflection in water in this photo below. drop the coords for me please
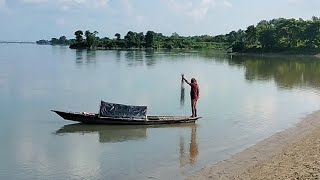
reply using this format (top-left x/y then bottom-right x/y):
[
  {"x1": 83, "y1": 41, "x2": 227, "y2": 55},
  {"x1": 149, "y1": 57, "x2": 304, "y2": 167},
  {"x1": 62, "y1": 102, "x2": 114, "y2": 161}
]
[
  {"x1": 55, "y1": 124, "x2": 148, "y2": 143},
  {"x1": 55, "y1": 123, "x2": 199, "y2": 165}
]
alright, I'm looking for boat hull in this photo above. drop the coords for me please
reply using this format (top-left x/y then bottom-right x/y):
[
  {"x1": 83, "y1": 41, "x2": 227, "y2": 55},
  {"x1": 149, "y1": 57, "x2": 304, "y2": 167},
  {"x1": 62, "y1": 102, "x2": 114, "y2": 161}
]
[{"x1": 52, "y1": 110, "x2": 201, "y2": 125}]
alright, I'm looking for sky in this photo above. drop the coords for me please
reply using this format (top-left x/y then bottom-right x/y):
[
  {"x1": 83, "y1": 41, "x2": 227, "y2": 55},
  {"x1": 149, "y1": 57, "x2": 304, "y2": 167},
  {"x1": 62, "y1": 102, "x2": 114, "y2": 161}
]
[{"x1": 0, "y1": 0, "x2": 319, "y2": 41}]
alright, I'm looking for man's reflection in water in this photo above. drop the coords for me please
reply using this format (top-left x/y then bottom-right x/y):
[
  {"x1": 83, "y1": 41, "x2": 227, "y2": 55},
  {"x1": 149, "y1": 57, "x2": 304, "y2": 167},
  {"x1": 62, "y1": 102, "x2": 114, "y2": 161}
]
[
  {"x1": 179, "y1": 124, "x2": 198, "y2": 167},
  {"x1": 189, "y1": 125, "x2": 198, "y2": 164}
]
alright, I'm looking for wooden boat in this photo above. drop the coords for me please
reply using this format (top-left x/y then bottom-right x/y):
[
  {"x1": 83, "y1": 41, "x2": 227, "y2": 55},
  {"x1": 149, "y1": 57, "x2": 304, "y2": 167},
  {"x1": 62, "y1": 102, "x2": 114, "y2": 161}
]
[
  {"x1": 52, "y1": 101, "x2": 201, "y2": 125},
  {"x1": 52, "y1": 110, "x2": 201, "y2": 125}
]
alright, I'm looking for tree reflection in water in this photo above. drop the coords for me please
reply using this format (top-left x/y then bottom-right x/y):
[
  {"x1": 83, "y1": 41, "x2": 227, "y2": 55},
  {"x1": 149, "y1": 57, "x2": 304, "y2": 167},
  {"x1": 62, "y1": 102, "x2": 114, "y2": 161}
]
[{"x1": 229, "y1": 55, "x2": 320, "y2": 90}]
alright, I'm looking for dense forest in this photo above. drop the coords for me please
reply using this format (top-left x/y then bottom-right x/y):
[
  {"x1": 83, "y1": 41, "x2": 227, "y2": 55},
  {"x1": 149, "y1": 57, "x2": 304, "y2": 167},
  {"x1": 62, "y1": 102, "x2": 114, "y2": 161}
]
[{"x1": 36, "y1": 16, "x2": 320, "y2": 54}]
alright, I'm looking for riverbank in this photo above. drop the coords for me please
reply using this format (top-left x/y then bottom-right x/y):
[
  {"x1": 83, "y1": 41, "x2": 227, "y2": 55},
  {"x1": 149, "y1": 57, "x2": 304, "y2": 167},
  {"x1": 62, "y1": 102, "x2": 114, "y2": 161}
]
[
  {"x1": 68, "y1": 44, "x2": 320, "y2": 57},
  {"x1": 188, "y1": 110, "x2": 320, "y2": 180},
  {"x1": 229, "y1": 51, "x2": 320, "y2": 58}
]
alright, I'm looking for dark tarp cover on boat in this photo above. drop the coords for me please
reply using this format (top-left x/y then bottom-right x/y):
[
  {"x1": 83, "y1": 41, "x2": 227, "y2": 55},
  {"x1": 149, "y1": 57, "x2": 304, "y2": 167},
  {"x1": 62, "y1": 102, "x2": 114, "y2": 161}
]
[{"x1": 99, "y1": 101, "x2": 147, "y2": 120}]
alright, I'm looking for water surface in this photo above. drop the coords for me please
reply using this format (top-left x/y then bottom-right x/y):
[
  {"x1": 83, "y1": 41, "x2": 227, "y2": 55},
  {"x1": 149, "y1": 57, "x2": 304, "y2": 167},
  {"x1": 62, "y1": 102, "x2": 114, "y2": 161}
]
[{"x1": 1, "y1": 44, "x2": 320, "y2": 179}]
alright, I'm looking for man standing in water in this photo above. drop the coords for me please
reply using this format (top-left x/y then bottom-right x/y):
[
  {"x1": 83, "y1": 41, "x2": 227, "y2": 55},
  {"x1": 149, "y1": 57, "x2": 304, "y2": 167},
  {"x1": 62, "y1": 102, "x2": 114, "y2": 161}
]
[{"x1": 181, "y1": 74, "x2": 199, "y2": 117}]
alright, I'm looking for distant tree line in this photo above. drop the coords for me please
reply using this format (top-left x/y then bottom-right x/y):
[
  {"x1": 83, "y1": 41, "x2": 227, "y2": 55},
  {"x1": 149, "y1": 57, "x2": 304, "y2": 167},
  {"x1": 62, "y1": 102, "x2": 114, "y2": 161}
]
[
  {"x1": 67, "y1": 30, "x2": 227, "y2": 50},
  {"x1": 37, "y1": 30, "x2": 226, "y2": 50},
  {"x1": 37, "y1": 16, "x2": 320, "y2": 53},
  {"x1": 36, "y1": 36, "x2": 74, "y2": 45},
  {"x1": 230, "y1": 16, "x2": 320, "y2": 54}
]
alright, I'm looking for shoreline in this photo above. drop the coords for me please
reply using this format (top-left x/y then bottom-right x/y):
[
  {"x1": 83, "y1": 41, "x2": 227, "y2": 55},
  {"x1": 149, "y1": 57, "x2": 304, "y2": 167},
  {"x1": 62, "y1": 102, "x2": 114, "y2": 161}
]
[
  {"x1": 229, "y1": 52, "x2": 320, "y2": 58},
  {"x1": 188, "y1": 110, "x2": 320, "y2": 179},
  {"x1": 36, "y1": 43, "x2": 320, "y2": 57}
]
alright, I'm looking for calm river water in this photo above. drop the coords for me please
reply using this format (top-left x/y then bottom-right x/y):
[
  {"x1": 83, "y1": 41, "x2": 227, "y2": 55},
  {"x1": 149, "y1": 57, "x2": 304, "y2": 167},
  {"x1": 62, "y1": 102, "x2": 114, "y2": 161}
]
[{"x1": 1, "y1": 44, "x2": 320, "y2": 179}]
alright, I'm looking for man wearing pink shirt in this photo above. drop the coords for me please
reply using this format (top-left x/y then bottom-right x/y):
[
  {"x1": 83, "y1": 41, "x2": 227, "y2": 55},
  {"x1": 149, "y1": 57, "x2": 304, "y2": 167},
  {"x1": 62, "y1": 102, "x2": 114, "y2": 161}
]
[{"x1": 182, "y1": 74, "x2": 199, "y2": 117}]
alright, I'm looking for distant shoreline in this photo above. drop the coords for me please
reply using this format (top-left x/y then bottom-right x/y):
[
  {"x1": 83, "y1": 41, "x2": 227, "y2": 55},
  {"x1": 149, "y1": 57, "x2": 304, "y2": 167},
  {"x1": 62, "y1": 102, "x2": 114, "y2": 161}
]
[
  {"x1": 87, "y1": 47, "x2": 320, "y2": 57},
  {"x1": 61, "y1": 44, "x2": 320, "y2": 57},
  {"x1": 3, "y1": 42, "x2": 320, "y2": 57},
  {"x1": 0, "y1": 41, "x2": 35, "y2": 44},
  {"x1": 229, "y1": 52, "x2": 320, "y2": 58}
]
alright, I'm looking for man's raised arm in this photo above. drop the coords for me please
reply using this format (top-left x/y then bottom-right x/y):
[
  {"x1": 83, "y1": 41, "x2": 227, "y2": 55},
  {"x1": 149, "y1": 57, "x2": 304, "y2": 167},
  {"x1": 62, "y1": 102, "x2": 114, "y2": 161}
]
[{"x1": 181, "y1": 74, "x2": 191, "y2": 85}]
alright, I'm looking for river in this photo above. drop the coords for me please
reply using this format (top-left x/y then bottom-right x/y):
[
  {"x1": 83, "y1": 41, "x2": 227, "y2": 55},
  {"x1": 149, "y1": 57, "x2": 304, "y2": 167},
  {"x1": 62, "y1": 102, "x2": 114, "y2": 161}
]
[{"x1": 1, "y1": 44, "x2": 320, "y2": 179}]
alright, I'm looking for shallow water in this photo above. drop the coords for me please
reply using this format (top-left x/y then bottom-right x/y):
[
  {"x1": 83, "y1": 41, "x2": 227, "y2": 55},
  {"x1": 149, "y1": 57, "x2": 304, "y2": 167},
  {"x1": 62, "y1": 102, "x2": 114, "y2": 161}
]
[{"x1": 1, "y1": 44, "x2": 320, "y2": 179}]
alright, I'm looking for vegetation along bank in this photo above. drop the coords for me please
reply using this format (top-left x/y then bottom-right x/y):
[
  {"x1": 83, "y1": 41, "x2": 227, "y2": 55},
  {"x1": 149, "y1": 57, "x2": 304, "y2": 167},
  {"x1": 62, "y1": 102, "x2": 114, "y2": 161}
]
[{"x1": 37, "y1": 16, "x2": 320, "y2": 55}]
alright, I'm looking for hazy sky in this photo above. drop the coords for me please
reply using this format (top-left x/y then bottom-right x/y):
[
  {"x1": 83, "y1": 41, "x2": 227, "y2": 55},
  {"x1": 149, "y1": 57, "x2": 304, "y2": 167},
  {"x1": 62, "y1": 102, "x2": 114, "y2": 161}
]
[{"x1": 0, "y1": 0, "x2": 319, "y2": 41}]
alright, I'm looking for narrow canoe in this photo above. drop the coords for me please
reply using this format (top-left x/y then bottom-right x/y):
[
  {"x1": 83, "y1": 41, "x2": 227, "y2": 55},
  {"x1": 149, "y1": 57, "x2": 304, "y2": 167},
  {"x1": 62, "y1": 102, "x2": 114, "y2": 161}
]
[{"x1": 52, "y1": 110, "x2": 201, "y2": 125}]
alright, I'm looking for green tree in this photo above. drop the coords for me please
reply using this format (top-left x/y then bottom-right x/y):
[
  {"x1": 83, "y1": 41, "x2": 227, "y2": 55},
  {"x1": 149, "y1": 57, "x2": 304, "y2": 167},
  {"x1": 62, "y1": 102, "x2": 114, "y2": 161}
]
[
  {"x1": 303, "y1": 19, "x2": 320, "y2": 48},
  {"x1": 85, "y1": 30, "x2": 98, "y2": 48},
  {"x1": 227, "y1": 31, "x2": 237, "y2": 44},
  {"x1": 145, "y1": 31, "x2": 155, "y2": 48},
  {"x1": 171, "y1": 32, "x2": 180, "y2": 38},
  {"x1": 137, "y1": 32, "x2": 145, "y2": 48},
  {"x1": 255, "y1": 20, "x2": 277, "y2": 48},
  {"x1": 124, "y1": 31, "x2": 137, "y2": 48},
  {"x1": 259, "y1": 29, "x2": 277, "y2": 48},
  {"x1": 231, "y1": 41, "x2": 246, "y2": 52},
  {"x1": 245, "y1": 25, "x2": 257, "y2": 46},
  {"x1": 50, "y1": 38, "x2": 59, "y2": 45},
  {"x1": 115, "y1": 33, "x2": 121, "y2": 40},
  {"x1": 58, "y1": 36, "x2": 67, "y2": 44},
  {"x1": 74, "y1": 30, "x2": 83, "y2": 43}
]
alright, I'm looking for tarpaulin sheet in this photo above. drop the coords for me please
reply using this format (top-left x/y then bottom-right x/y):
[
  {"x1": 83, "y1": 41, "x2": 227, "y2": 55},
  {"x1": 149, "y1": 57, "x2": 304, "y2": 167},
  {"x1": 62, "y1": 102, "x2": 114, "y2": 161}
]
[{"x1": 99, "y1": 101, "x2": 147, "y2": 120}]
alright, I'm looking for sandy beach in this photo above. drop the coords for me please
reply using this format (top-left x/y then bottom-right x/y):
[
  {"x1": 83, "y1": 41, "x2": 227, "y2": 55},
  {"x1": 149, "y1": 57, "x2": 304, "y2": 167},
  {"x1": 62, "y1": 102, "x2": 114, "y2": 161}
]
[{"x1": 188, "y1": 110, "x2": 320, "y2": 180}]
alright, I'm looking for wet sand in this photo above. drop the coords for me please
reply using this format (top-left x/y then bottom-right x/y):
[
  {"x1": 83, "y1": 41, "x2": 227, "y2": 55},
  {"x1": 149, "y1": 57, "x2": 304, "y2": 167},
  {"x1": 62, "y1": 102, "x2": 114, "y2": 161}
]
[{"x1": 188, "y1": 110, "x2": 320, "y2": 180}]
